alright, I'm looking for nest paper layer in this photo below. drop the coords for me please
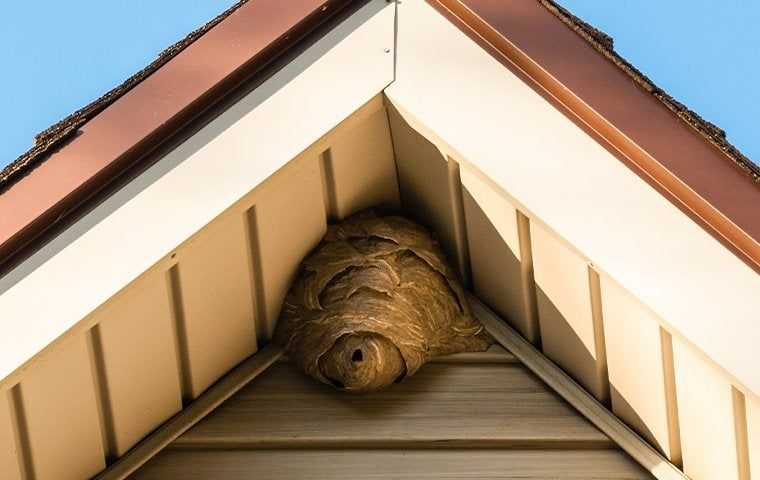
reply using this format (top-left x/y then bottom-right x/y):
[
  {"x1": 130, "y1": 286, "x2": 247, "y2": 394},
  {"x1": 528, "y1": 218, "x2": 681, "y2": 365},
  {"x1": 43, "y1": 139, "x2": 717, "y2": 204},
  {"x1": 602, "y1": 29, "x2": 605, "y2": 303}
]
[{"x1": 274, "y1": 212, "x2": 493, "y2": 393}]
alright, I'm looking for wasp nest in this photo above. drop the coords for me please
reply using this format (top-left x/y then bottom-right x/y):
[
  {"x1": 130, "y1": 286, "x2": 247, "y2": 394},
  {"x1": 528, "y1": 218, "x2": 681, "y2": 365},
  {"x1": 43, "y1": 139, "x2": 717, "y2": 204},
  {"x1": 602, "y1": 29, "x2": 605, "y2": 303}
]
[{"x1": 273, "y1": 211, "x2": 493, "y2": 393}]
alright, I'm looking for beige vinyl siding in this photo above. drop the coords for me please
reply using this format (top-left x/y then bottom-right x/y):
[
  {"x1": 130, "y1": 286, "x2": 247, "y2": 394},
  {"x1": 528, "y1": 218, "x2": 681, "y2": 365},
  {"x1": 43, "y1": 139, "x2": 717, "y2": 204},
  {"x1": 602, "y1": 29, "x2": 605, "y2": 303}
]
[
  {"x1": 600, "y1": 275, "x2": 679, "y2": 463},
  {"x1": 174, "y1": 213, "x2": 258, "y2": 397},
  {"x1": 249, "y1": 154, "x2": 328, "y2": 341},
  {"x1": 321, "y1": 103, "x2": 400, "y2": 220},
  {"x1": 20, "y1": 336, "x2": 105, "y2": 480},
  {"x1": 387, "y1": 104, "x2": 469, "y2": 281},
  {"x1": 531, "y1": 223, "x2": 608, "y2": 403},
  {"x1": 460, "y1": 166, "x2": 539, "y2": 344},
  {"x1": 748, "y1": 393, "x2": 760, "y2": 479},
  {"x1": 92, "y1": 273, "x2": 183, "y2": 457},
  {"x1": 673, "y1": 338, "x2": 741, "y2": 480},
  {"x1": 0, "y1": 391, "x2": 22, "y2": 480}
]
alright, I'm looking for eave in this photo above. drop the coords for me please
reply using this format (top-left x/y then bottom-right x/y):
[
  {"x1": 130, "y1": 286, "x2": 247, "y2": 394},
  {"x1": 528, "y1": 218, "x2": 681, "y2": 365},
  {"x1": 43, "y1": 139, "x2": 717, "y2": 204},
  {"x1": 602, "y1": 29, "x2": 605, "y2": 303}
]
[
  {"x1": 431, "y1": 0, "x2": 760, "y2": 275},
  {"x1": 0, "y1": 0, "x2": 357, "y2": 275},
  {"x1": 0, "y1": 2, "x2": 758, "y2": 480}
]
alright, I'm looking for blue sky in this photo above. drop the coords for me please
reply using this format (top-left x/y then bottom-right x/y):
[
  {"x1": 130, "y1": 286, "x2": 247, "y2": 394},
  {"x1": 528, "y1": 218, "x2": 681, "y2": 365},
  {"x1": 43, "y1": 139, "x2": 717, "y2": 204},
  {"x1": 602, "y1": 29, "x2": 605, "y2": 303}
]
[
  {"x1": 0, "y1": 1, "x2": 758, "y2": 168},
  {"x1": 0, "y1": 0, "x2": 237, "y2": 169},
  {"x1": 559, "y1": 0, "x2": 760, "y2": 164}
]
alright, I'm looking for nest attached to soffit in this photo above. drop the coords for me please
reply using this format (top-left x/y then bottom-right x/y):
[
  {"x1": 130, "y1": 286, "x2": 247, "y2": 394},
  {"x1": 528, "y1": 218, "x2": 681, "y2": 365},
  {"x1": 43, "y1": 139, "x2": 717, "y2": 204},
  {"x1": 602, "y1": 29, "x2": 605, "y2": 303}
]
[{"x1": 274, "y1": 211, "x2": 493, "y2": 393}]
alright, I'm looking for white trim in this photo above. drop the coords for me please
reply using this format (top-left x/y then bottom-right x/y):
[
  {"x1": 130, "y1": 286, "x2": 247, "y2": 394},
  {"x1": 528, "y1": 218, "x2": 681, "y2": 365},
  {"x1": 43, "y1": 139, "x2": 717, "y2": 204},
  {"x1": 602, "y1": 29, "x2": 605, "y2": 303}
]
[
  {"x1": 386, "y1": 1, "x2": 760, "y2": 395},
  {"x1": 0, "y1": 0, "x2": 395, "y2": 384}
]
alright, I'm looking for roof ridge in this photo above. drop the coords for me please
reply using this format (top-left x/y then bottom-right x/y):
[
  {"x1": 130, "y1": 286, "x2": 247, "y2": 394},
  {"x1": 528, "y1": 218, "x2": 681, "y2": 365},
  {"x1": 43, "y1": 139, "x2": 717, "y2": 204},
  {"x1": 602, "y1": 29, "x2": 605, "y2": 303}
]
[
  {"x1": 0, "y1": 0, "x2": 250, "y2": 191},
  {"x1": 538, "y1": 0, "x2": 760, "y2": 183}
]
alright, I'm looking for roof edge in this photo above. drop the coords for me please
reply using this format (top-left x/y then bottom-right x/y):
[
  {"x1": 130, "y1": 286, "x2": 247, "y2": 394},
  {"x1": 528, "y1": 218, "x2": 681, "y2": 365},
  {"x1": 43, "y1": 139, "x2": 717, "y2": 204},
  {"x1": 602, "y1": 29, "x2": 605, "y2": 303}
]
[
  {"x1": 538, "y1": 0, "x2": 760, "y2": 183},
  {"x1": 428, "y1": 0, "x2": 760, "y2": 274},
  {"x1": 0, "y1": 0, "x2": 357, "y2": 273},
  {"x1": 0, "y1": 0, "x2": 253, "y2": 191}
]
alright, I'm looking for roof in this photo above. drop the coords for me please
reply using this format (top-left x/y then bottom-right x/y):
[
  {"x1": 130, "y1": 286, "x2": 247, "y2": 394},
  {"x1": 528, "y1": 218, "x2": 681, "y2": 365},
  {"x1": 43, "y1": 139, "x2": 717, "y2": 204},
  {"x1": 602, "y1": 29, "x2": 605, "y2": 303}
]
[
  {"x1": 3, "y1": 0, "x2": 758, "y2": 190},
  {"x1": 538, "y1": 0, "x2": 760, "y2": 183},
  {"x1": 0, "y1": 0, "x2": 355, "y2": 273},
  {"x1": 430, "y1": 0, "x2": 760, "y2": 274},
  {"x1": 0, "y1": 0, "x2": 252, "y2": 191},
  {"x1": 0, "y1": 0, "x2": 759, "y2": 274}
]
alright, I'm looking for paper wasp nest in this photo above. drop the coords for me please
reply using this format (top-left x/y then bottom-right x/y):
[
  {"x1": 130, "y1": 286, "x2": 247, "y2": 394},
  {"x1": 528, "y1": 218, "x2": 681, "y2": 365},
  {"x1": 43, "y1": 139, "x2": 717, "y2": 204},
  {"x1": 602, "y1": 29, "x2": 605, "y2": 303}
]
[{"x1": 274, "y1": 212, "x2": 493, "y2": 393}]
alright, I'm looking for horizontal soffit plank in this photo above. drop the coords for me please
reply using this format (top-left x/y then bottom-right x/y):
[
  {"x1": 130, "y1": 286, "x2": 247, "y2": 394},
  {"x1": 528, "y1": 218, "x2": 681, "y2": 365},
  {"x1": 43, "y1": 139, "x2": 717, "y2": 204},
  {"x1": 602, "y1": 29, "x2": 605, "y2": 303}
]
[
  {"x1": 132, "y1": 449, "x2": 653, "y2": 479},
  {"x1": 176, "y1": 361, "x2": 611, "y2": 447}
]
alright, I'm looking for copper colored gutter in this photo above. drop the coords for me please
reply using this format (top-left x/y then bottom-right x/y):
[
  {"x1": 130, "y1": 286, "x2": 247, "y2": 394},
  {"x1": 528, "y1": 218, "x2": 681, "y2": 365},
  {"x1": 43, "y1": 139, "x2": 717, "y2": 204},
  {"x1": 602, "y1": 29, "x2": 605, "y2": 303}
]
[
  {"x1": 0, "y1": 0, "x2": 353, "y2": 272},
  {"x1": 430, "y1": 0, "x2": 760, "y2": 274}
]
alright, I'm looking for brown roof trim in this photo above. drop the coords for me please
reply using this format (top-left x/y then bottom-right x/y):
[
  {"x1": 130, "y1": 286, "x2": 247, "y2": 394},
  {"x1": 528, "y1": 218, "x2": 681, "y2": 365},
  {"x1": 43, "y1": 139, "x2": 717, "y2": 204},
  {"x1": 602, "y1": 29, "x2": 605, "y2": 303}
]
[
  {"x1": 429, "y1": 0, "x2": 760, "y2": 273},
  {"x1": 537, "y1": 0, "x2": 760, "y2": 183},
  {"x1": 0, "y1": 0, "x2": 354, "y2": 270},
  {"x1": 0, "y1": 0, "x2": 252, "y2": 190}
]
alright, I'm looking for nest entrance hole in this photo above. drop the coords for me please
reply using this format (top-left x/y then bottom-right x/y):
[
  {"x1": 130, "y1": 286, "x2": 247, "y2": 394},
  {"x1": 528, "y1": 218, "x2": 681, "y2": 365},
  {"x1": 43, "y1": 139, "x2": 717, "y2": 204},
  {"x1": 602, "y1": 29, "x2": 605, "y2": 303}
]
[{"x1": 352, "y1": 349, "x2": 364, "y2": 362}]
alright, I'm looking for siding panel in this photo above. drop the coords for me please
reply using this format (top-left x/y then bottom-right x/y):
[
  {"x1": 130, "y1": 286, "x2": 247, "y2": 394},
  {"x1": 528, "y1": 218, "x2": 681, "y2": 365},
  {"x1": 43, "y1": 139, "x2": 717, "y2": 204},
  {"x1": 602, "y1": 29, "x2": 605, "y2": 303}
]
[
  {"x1": 254, "y1": 155, "x2": 327, "y2": 340},
  {"x1": 95, "y1": 274, "x2": 183, "y2": 455},
  {"x1": 461, "y1": 166, "x2": 537, "y2": 342},
  {"x1": 387, "y1": 104, "x2": 460, "y2": 270},
  {"x1": 673, "y1": 338, "x2": 739, "y2": 480},
  {"x1": 326, "y1": 102, "x2": 400, "y2": 219},
  {"x1": 746, "y1": 392, "x2": 759, "y2": 479},
  {"x1": 20, "y1": 336, "x2": 105, "y2": 480},
  {"x1": 176, "y1": 214, "x2": 257, "y2": 398},
  {"x1": 0, "y1": 391, "x2": 22, "y2": 480},
  {"x1": 531, "y1": 224, "x2": 607, "y2": 401},
  {"x1": 600, "y1": 275, "x2": 676, "y2": 461}
]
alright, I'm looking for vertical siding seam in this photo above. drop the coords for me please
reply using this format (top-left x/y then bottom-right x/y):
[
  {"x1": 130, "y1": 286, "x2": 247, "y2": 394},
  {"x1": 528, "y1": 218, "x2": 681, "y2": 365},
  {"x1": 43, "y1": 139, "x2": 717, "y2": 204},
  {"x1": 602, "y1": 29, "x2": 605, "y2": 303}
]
[
  {"x1": 732, "y1": 386, "x2": 752, "y2": 480},
  {"x1": 1, "y1": 390, "x2": 24, "y2": 480},
  {"x1": 659, "y1": 327, "x2": 683, "y2": 467},
  {"x1": 587, "y1": 266, "x2": 610, "y2": 406},
  {"x1": 516, "y1": 211, "x2": 540, "y2": 346},
  {"x1": 9, "y1": 385, "x2": 34, "y2": 480},
  {"x1": 319, "y1": 148, "x2": 340, "y2": 222},
  {"x1": 246, "y1": 206, "x2": 270, "y2": 343},
  {"x1": 241, "y1": 210, "x2": 261, "y2": 354},
  {"x1": 446, "y1": 157, "x2": 472, "y2": 286},
  {"x1": 378, "y1": 102, "x2": 403, "y2": 208},
  {"x1": 167, "y1": 266, "x2": 194, "y2": 404},
  {"x1": 382, "y1": 100, "x2": 407, "y2": 212},
  {"x1": 86, "y1": 327, "x2": 118, "y2": 463}
]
